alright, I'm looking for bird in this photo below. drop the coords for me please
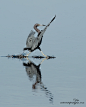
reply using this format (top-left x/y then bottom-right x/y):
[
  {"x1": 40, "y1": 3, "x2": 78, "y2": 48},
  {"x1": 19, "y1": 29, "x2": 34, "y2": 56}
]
[{"x1": 23, "y1": 15, "x2": 56, "y2": 58}]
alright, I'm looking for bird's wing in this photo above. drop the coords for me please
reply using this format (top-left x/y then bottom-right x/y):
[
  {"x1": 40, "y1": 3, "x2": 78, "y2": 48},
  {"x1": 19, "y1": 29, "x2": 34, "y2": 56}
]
[
  {"x1": 39, "y1": 15, "x2": 56, "y2": 36},
  {"x1": 26, "y1": 30, "x2": 36, "y2": 48},
  {"x1": 31, "y1": 38, "x2": 39, "y2": 50},
  {"x1": 46, "y1": 15, "x2": 56, "y2": 27}
]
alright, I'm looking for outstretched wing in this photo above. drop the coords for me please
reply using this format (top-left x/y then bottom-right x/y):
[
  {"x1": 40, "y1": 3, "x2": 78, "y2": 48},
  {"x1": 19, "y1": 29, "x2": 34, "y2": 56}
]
[
  {"x1": 46, "y1": 15, "x2": 56, "y2": 27},
  {"x1": 26, "y1": 30, "x2": 36, "y2": 48},
  {"x1": 37, "y1": 15, "x2": 56, "y2": 38}
]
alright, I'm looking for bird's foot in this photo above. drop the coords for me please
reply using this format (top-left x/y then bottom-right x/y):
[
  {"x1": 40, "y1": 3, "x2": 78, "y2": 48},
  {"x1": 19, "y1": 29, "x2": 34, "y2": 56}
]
[
  {"x1": 45, "y1": 55, "x2": 56, "y2": 59},
  {"x1": 26, "y1": 52, "x2": 31, "y2": 57},
  {"x1": 45, "y1": 55, "x2": 49, "y2": 59}
]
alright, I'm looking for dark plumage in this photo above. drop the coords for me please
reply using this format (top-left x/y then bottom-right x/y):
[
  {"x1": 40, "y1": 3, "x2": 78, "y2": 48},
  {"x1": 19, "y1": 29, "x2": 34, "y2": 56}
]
[{"x1": 23, "y1": 15, "x2": 56, "y2": 57}]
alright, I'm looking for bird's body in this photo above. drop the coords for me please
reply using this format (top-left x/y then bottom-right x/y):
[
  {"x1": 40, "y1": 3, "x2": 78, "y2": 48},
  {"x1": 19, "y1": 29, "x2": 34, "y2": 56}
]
[{"x1": 23, "y1": 15, "x2": 56, "y2": 57}]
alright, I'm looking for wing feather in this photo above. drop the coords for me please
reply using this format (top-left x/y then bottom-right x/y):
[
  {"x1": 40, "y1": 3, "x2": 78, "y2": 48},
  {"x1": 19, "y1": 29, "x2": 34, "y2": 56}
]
[{"x1": 26, "y1": 30, "x2": 36, "y2": 48}]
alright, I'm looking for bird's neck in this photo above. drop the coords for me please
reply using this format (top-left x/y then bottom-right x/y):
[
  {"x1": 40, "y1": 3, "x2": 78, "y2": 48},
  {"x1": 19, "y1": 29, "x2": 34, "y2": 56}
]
[{"x1": 34, "y1": 24, "x2": 40, "y2": 33}]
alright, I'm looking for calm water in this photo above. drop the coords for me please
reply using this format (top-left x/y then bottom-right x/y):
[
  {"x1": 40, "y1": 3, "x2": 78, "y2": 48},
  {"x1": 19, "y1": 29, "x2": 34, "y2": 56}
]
[
  {"x1": 0, "y1": 1, "x2": 86, "y2": 106},
  {"x1": 0, "y1": 43, "x2": 86, "y2": 107}
]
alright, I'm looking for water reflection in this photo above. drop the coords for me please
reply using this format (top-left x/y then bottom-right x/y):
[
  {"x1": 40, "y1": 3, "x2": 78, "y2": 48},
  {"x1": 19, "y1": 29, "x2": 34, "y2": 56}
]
[
  {"x1": 3, "y1": 54, "x2": 55, "y2": 103},
  {"x1": 23, "y1": 58, "x2": 53, "y2": 103}
]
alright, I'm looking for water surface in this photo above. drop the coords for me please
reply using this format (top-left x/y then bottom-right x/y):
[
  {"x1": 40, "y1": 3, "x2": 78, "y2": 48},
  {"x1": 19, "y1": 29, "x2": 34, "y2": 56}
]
[{"x1": 0, "y1": 0, "x2": 86, "y2": 107}]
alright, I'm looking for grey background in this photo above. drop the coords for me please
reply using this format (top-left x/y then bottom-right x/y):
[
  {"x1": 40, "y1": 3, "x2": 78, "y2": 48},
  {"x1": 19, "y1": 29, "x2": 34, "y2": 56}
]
[{"x1": 0, "y1": 0, "x2": 86, "y2": 107}]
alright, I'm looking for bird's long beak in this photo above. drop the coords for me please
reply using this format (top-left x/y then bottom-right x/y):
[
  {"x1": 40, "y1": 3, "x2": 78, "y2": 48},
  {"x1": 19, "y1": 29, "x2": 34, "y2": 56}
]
[
  {"x1": 42, "y1": 24, "x2": 46, "y2": 26},
  {"x1": 39, "y1": 24, "x2": 46, "y2": 26}
]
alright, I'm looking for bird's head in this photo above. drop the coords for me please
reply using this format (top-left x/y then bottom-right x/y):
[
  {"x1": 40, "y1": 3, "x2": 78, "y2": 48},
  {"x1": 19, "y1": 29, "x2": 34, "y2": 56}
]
[{"x1": 34, "y1": 23, "x2": 46, "y2": 33}]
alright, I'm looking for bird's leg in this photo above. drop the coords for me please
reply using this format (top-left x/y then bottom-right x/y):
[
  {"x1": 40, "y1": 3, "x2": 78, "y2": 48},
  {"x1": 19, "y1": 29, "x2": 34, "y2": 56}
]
[
  {"x1": 40, "y1": 58, "x2": 47, "y2": 65},
  {"x1": 40, "y1": 51, "x2": 47, "y2": 57},
  {"x1": 38, "y1": 47, "x2": 49, "y2": 59},
  {"x1": 26, "y1": 52, "x2": 31, "y2": 56},
  {"x1": 26, "y1": 57, "x2": 31, "y2": 63},
  {"x1": 40, "y1": 51, "x2": 49, "y2": 59}
]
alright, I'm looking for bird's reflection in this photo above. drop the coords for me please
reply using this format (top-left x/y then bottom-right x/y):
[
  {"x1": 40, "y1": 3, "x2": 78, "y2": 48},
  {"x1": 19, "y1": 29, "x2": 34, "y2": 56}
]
[{"x1": 23, "y1": 58, "x2": 53, "y2": 103}]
